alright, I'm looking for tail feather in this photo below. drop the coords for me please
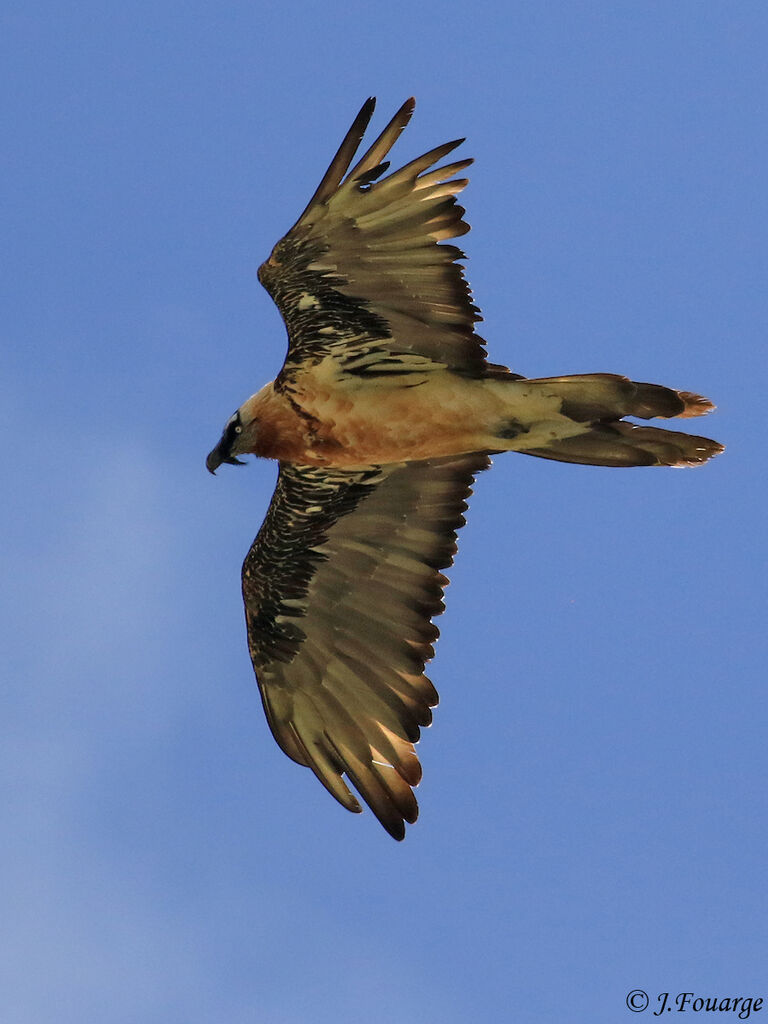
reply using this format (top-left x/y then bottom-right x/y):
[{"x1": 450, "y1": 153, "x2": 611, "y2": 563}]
[
  {"x1": 522, "y1": 421, "x2": 724, "y2": 468},
  {"x1": 503, "y1": 372, "x2": 722, "y2": 468},
  {"x1": 526, "y1": 373, "x2": 714, "y2": 422},
  {"x1": 676, "y1": 391, "x2": 717, "y2": 418}
]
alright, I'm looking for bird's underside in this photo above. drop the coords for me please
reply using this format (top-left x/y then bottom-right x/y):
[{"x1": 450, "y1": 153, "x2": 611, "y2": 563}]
[{"x1": 207, "y1": 97, "x2": 723, "y2": 840}]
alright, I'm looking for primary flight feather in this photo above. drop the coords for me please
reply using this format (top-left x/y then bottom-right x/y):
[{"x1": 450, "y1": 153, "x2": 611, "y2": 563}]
[{"x1": 206, "y1": 97, "x2": 722, "y2": 840}]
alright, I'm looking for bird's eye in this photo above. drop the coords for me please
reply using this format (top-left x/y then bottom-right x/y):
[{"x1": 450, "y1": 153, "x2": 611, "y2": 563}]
[{"x1": 235, "y1": 424, "x2": 242, "y2": 434}]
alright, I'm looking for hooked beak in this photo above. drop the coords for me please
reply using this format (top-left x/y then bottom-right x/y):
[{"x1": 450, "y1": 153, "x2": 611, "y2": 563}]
[{"x1": 206, "y1": 441, "x2": 245, "y2": 475}]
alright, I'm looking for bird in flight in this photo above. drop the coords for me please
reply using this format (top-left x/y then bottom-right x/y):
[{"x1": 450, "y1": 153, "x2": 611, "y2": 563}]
[{"x1": 206, "y1": 98, "x2": 722, "y2": 840}]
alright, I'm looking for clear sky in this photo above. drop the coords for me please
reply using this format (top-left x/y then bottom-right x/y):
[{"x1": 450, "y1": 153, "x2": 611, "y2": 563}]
[{"x1": 4, "y1": 3, "x2": 767, "y2": 1022}]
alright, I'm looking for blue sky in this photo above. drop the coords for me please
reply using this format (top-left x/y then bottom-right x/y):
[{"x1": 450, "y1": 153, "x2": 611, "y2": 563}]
[{"x1": 4, "y1": 2, "x2": 767, "y2": 1021}]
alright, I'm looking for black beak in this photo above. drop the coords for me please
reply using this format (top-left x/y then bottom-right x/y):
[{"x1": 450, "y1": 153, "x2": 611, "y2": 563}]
[{"x1": 206, "y1": 441, "x2": 245, "y2": 475}]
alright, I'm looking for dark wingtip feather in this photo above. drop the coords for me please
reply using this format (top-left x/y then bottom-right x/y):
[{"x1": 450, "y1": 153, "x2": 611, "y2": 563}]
[
  {"x1": 386, "y1": 820, "x2": 407, "y2": 841},
  {"x1": 345, "y1": 97, "x2": 418, "y2": 184},
  {"x1": 294, "y1": 97, "x2": 379, "y2": 221},
  {"x1": 356, "y1": 160, "x2": 391, "y2": 186}
]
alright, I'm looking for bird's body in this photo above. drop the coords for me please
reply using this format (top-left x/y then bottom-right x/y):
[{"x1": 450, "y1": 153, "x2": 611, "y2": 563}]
[
  {"x1": 207, "y1": 98, "x2": 722, "y2": 839},
  {"x1": 238, "y1": 368, "x2": 712, "y2": 468}
]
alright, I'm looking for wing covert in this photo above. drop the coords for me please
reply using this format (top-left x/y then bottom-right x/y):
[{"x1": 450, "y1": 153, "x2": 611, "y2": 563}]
[{"x1": 241, "y1": 453, "x2": 489, "y2": 839}]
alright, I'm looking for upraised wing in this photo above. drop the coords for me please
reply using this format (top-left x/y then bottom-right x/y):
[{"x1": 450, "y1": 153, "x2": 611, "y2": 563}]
[
  {"x1": 241, "y1": 453, "x2": 489, "y2": 839},
  {"x1": 257, "y1": 98, "x2": 516, "y2": 383}
]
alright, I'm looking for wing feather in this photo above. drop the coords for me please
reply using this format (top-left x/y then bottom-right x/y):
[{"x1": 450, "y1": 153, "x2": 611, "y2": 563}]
[
  {"x1": 285, "y1": 719, "x2": 362, "y2": 813},
  {"x1": 241, "y1": 453, "x2": 489, "y2": 839},
  {"x1": 293, "y1": 97, "x2": 377, "y2": 220},
  {"x1": 257, "y1": 99, "x2": 516, "y2": 380},
  {"x1": 343, "y1": 98, "x2": 416, "y2": 184}
]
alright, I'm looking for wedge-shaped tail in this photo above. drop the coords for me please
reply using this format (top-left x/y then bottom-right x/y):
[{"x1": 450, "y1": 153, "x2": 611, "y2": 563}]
[{"x1": 512, "y1": 373, "x2": 723, "y2": 467}]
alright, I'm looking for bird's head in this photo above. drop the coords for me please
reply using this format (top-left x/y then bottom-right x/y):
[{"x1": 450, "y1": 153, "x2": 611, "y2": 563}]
[{"x1": 206, "y1": 397, "x2": 259, "y2": 474}]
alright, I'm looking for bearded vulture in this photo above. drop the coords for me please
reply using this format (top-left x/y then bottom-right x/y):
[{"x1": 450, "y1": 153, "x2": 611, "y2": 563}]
[{"x1": 206, "y1": 98, "x2": 722, "y2": 839}]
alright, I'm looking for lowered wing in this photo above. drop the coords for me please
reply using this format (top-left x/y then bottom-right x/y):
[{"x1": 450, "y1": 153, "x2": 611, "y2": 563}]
[{"x1": 241, "y1": 452, "x2": 489, "y2": 839}]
